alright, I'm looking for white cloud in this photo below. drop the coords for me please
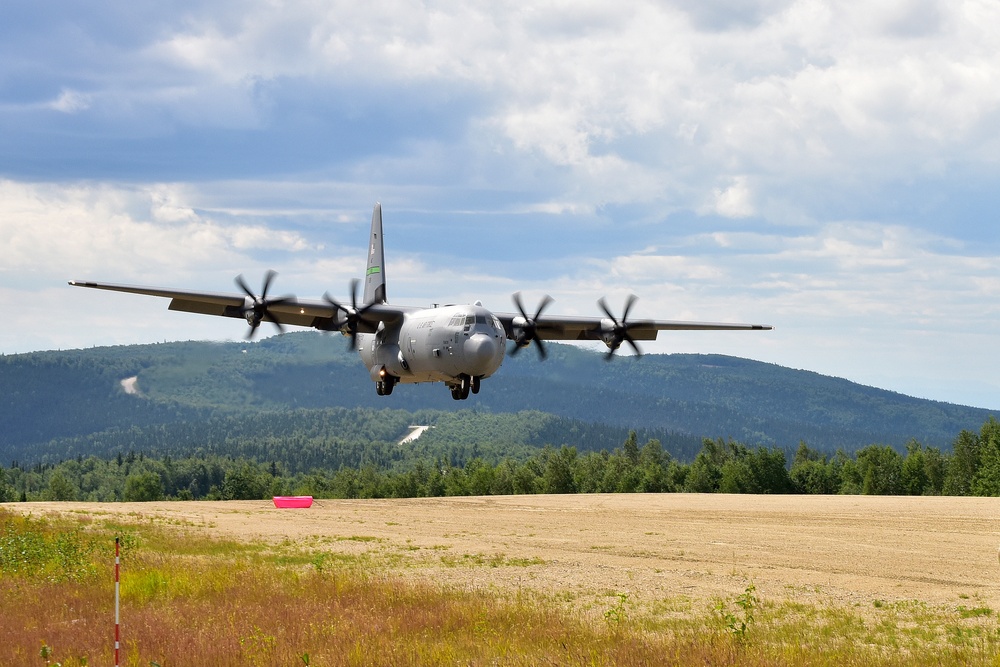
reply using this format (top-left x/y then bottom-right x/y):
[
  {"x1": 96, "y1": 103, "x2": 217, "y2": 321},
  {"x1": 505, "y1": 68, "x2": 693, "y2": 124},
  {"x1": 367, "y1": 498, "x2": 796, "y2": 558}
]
[
  {"x1": 11, "y1": 1, "x2": 998, "y2": 211},
  {"x1": 706, "y1": 177, "x2": 756, "y2": 218},
  {"x1": 0, "y1": 180, "x2": 315, "y2": 282},
  {"x1": 49, "y1": 89, "x2": 92, "y2": 114}
]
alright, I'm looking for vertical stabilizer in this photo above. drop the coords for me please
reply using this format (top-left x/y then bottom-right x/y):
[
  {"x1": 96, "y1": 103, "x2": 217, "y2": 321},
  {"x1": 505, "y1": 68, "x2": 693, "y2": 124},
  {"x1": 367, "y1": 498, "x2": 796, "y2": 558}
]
[{"x1": 363, "y1": 203, "x2": 387, "y2": 304}]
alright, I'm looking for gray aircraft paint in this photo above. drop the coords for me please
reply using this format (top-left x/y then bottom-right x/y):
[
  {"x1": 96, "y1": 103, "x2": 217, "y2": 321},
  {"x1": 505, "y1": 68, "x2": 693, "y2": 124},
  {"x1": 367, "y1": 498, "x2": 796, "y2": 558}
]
[{"x1": 69, "y1": 203, "x2": 771, "y2": 400}]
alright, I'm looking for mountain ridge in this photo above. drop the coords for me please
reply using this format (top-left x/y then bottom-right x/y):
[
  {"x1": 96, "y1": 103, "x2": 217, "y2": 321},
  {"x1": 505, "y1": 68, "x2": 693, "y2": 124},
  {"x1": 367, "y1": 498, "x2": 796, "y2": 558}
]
[{"x1": 1, "y1": 332, "x2": 993, "y2": 464}]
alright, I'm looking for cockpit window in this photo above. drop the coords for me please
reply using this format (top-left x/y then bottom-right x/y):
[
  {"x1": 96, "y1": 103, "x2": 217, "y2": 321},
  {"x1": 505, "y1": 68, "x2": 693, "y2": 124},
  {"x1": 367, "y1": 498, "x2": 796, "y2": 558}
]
[{"x1": 453, "y1": 311, "x2": 501, "y2": 330}]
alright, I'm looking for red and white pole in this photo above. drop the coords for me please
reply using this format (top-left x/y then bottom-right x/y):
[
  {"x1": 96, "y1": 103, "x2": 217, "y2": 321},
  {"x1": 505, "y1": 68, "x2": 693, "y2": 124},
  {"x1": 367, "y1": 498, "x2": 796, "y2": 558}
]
[{"x1": 114, "y1": 536, "x2": 120, "y2": 667}]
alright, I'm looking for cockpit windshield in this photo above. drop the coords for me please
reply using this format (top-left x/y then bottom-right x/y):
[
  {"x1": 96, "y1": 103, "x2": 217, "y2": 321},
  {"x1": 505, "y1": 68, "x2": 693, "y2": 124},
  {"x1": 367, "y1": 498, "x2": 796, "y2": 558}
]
[{"x1": 449, "y1": 311, "x2": 502, "y2": 332}]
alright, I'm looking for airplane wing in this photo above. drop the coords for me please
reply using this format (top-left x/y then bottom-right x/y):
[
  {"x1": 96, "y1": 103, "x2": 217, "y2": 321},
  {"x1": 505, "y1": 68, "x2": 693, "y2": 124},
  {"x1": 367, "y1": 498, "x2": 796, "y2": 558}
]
[
  {"x1": 68, "y1": 280, "x2": 405, "y2": 332},
  {"x1": 495, "y1": 311, "x2": 771, "y2": 342},
  {"x1": 493, "y1": 291, "x2": 770, "y2": 355}
]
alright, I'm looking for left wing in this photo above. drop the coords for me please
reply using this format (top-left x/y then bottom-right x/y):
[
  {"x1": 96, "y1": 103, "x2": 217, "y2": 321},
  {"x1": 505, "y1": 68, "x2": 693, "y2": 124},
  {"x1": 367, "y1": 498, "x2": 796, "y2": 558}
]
[
  {"x1": 494, "y1": 293, "x2": 771, "y2": 357},
  {"x1": 495, "y1": 312, "x2": 772, "y2": 341}
]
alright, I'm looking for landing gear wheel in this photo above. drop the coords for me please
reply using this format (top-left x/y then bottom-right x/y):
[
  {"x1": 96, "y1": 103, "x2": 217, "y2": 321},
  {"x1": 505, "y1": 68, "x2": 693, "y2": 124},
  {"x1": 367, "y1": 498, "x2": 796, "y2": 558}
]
[
  {"x1": 376, "y1": 376, "x2": 396, "y2": 396},
  {"x1": 450, "y1": 375, "x2": 472, "y2": 400},
  {"x1": 471, "y1": 376, "x2": 481, "y2": 394}
]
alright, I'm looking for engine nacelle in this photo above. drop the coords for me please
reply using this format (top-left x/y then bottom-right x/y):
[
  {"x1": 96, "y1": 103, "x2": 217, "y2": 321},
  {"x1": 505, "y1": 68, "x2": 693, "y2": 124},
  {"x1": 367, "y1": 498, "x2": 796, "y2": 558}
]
[
  {"x1": 600, "y1": 318, "x2": 622, "y2": 350},
  {"x1": 242, "y1": 296, "x2": 262, "y2": 326}
]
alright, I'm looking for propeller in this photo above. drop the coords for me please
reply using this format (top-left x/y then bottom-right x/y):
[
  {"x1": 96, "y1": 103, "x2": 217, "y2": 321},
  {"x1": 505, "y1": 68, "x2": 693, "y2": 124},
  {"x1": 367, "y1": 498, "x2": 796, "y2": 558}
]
[
  {"x1": 235, "y1": 270, "x2": 293, "y2": 339},
  {"x1": 598, "y1": 294, "x2": 642, "y2": 360},
  {"x1": 323, "y1": 278, "x2": 377, "y2": 351},
  {"x1": 510, "y1": 292, "x2": 553, "y2": 359}
]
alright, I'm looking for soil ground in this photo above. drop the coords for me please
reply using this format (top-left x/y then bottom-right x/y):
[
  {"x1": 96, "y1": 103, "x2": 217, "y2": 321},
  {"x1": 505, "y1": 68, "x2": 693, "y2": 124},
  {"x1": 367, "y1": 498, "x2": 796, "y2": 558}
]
[{"x1": 13, "y1": 494, "x2": 1000, "y2": 614}]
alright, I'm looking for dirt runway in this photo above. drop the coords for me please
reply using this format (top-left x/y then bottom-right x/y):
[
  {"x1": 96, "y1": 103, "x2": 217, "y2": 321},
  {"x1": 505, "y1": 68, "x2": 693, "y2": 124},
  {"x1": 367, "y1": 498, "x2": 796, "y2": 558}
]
[{"x1": 15, "y1": 493, "x2": 1000, "y2": 613}]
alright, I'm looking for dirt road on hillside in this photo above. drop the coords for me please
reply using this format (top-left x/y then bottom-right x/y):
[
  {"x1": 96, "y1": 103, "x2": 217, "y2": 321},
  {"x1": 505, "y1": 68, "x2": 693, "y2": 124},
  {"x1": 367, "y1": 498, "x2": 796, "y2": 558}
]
[{"x1": 14, "y1": 494, "x2": 1000, "y2": 613}]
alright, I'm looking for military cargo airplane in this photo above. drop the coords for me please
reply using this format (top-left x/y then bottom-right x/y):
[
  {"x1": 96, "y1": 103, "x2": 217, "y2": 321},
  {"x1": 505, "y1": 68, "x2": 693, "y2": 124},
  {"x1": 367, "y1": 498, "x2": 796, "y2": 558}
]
[{"x1": 71, "y1": 204, "x2": 771, "y2": 400}]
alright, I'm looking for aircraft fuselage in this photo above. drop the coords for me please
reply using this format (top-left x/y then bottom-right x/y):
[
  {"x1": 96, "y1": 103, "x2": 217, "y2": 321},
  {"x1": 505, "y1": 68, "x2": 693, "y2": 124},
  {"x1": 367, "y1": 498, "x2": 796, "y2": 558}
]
[{"x1": 358, "y1": 303, "x2": 507, "y2": 391}]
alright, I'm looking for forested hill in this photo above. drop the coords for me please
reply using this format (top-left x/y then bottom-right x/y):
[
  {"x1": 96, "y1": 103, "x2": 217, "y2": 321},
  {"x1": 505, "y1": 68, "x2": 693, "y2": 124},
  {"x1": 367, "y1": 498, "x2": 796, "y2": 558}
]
[{"x1": 1, "y1": 332, "x2": 993, "y2": 465}]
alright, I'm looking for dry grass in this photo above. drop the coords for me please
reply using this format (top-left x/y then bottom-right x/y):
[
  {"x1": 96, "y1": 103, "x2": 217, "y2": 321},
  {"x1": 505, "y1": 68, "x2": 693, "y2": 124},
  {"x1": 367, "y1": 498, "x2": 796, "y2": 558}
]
[{"x1": 4, "y1": 503, "x2": 1000, "y2": 666}]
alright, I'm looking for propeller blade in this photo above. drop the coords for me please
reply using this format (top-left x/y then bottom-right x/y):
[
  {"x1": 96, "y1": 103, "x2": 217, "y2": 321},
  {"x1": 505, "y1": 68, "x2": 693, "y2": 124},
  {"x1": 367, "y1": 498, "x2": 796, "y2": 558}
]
[
  {"x1": 624, "y1": 332, "x2": 642, "y2": 357},
  {"x1": 597, "y1": 297, "x2": 616, "y2": 324},
  {"x1": 266, "y1": 311, "x2": 286, "y2": 334},
  {"x1": 532, "y1": 294, "x2": 553, "y2": 322},
  {"x1": 513, "y1": 292, "x2": 529, "y2": 320},
  {"x1": 235, "y1": 274, "x2": 254, "y2": 299},
  {"x1": 622, "y1": 293, "x2": 637, "y2": 322},
  {"x1": 349, "y1": 278, "x2": 361, "y2": 310},
  {"x1": 261, "y1": 269, "x2": 277, "y2": 299}
]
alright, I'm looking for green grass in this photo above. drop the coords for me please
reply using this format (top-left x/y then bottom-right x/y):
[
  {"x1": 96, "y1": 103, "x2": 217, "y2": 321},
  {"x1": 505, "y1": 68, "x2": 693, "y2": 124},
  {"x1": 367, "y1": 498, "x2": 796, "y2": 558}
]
[{"x1": 3, "y1": 507, "x2": 1000, "y2": 666}]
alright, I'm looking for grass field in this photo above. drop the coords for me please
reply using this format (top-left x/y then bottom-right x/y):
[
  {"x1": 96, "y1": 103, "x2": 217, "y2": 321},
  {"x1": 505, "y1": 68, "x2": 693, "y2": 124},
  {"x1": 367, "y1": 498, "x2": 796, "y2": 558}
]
[{"x1": 4, "y1": 494, "x2": 1000, "y2": 665}]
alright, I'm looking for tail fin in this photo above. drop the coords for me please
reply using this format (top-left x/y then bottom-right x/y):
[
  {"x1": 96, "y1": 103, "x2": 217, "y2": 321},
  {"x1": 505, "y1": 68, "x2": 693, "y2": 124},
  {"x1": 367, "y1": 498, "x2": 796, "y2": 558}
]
[{"x1": 363, "y1": 203, "x2": 387, "y2": 304}]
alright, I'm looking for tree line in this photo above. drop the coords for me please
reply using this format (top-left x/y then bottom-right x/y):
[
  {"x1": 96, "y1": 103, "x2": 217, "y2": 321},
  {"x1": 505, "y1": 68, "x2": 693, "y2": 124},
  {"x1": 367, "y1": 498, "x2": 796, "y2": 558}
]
[{"x1": 3, "y1": 417, "x2": 1000, "y2": 502}]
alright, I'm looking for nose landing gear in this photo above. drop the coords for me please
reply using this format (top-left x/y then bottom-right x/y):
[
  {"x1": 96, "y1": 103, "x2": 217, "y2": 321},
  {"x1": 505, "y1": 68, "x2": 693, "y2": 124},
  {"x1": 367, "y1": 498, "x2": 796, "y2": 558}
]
[{"x1": 376, "y1": 375, "x2": 396, "y2": 396}]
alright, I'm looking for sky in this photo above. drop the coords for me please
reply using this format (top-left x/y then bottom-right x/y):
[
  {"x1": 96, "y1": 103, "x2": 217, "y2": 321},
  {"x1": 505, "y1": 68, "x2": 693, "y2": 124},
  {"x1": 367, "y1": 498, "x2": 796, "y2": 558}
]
[{"x1": 1, "y1": 0, "x2": 999, "y2": 409}]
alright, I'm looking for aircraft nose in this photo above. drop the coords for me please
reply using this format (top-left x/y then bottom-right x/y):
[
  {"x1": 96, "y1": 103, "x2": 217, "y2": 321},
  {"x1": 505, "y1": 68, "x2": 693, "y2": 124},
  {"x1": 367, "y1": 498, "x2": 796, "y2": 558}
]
[{"x1": 464, "y1": 333, "x2": 498, "y2": 375}]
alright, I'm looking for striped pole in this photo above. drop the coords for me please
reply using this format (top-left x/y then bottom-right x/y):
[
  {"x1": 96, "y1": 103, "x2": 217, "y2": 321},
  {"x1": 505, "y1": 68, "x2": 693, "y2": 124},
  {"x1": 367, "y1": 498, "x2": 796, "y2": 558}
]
[{"x1": 114, "y1": 537, "x2": 120, "y2": 667}]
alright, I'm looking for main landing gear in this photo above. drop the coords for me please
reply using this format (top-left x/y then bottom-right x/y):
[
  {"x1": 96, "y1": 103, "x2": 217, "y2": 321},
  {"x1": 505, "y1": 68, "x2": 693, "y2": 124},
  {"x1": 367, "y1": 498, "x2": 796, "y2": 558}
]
[
  {"x1": 449, "y1": 374, "x2": 480, "y2": 400},
  {"x1": 375, "y1": 376, "x2": 396, "y2": 396}
]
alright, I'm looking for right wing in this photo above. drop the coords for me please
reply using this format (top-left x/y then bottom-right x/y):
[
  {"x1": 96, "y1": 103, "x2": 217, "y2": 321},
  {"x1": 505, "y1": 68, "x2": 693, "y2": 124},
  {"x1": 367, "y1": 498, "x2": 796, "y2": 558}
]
[{"x1": 68, "y1": 280, "x2": 408, "y2": 332}]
